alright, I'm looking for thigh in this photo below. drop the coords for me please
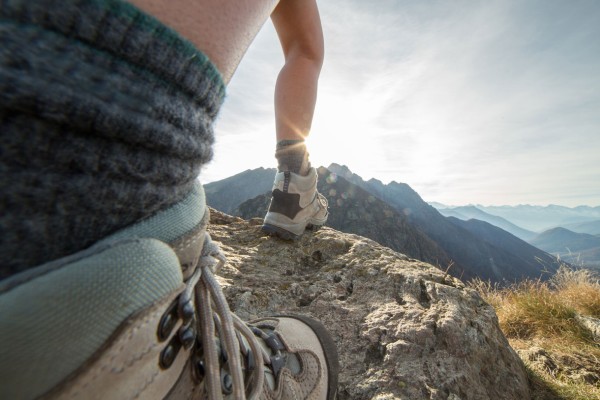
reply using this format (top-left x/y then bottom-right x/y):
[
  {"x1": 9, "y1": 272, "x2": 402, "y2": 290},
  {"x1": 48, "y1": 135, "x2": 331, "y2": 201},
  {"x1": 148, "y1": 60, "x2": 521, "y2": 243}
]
[
  {"x1": 128, "y1": 0, "x2": 279, "y2": 83},
  {"x1": 271, "y1": 0, "x2": 323, "y2": 61}
]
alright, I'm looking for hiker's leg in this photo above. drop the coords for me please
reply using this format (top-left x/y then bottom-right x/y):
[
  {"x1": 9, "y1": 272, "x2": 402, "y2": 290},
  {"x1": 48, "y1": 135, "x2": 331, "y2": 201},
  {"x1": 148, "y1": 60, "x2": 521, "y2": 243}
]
[
  {"x1": 1, "y1": 2, "x2": 338, "y2": 399},
  {"x1": 130, "y1": 0, "x2": 324, "y2": 169},
  {"x1": 128, "y1": 0, "x2": 280, "y2": 84},
  {"x1": 0, "y1": 0, "x2": 225, "y2": 278},
  {"x1": 2, "y1": 0, "x2": 281, "y2": 278},
  {"x1": 269, "y1": 0, "x2": 324, "y2": 176},
  {"x1": 272, "y1": 0, "x2": 324, "y2": 142},
  {"x1": 261, "y1": 0, "x2": 328, "y2": 239},
  {"x1": 128, "y1": 0, "x2": 329, "y2": 241}
]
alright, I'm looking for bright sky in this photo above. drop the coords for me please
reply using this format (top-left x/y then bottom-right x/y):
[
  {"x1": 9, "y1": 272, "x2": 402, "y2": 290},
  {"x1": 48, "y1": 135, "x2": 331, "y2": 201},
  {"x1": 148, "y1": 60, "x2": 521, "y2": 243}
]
[{"x1": 201, "y1": 0, "x2": 600, "y2": 207}]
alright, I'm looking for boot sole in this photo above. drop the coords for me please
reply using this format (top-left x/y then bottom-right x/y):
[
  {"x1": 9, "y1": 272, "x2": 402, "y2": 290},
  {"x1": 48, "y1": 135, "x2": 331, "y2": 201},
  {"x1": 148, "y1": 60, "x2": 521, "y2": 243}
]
[
  {"x1": 261, "y1": 223, "x2": 323, "y2": 240},
  {"x1": 275, "y1": 314, "x2": 339, "y2": 400}
]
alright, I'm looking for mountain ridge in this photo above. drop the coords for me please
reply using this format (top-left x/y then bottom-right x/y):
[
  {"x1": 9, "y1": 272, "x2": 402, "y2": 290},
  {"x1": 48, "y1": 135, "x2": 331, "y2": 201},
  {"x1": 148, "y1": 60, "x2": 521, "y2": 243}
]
[
  {"x1": 529, "y1": 227, "x2": 600, "y2": 268},
  {"x1": 474, "y1": 204, "x2": 600, "y2": 232},
  {"x1": 437, "y1": 205, "x2": 536, "y2": 241},
  {"x1": 562, "y1": 219, "x2": 600, "y2": 236},
  {"x1": 326, "y1": 163, "x2": 560, "y2": 282},
  {"x1": 205, "y1": 167, "x2": 276, "y2": 214}
]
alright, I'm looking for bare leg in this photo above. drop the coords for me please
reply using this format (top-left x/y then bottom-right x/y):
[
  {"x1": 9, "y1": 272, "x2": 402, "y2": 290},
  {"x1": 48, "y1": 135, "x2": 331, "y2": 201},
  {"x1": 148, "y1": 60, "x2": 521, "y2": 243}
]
[
  {"x1": 261, "y1": 0, "x2": 327, "y2": 239},
  {"x1": 128, "y1": 0, "x2": 280, "y2": 84},
  {"x1": 129, "y1": 0, "x2": 323, "y2": 141},
  {"x1": 272, "y1": 0, "x2": 324, "y2": 141}
]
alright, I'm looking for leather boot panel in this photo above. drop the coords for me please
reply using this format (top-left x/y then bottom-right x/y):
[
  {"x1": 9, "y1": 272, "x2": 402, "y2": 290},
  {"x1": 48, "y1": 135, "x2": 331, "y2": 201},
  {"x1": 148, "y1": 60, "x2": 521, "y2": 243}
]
[{"x1": 45, "y1": 289, "x2": 189, "y2": 400}]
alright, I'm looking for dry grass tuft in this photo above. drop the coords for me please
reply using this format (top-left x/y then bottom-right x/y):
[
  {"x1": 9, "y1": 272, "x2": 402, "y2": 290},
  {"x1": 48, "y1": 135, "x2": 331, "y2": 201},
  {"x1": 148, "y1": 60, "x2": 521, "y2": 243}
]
[
  {"x1": 550, "y1": 266, "x2": 600, "y2": 318},
  {"x1": 496, "y1": 279, "x2": 591, "y2": 343},
  {"x1": 469, "y1": 266, "x2": 600, "y2": 400}
]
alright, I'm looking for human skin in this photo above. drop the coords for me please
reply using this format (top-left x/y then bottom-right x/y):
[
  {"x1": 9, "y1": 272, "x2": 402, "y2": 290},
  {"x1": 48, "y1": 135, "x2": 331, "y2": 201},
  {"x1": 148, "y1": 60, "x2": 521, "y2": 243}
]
[
  {"x1": 271, "y1": 0, "x2": 324, "y2": 141},
  {"x1": 128, "y1": 0, "x2": 324, "y2": 142}
]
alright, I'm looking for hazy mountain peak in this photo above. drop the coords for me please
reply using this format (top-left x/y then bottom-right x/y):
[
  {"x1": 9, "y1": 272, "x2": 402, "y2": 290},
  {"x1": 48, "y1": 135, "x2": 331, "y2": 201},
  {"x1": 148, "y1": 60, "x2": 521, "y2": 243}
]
[
  {"x1": 327, "y1": 163, "x2": 365, "y2": 183},
  {"x1": 204, "y1": 167, "x2": 276, "y2": 214},
  {"x1": 461, "y1": 205, "x2": 482, "y2": 212},
  {"x1": 529, "y1": 227, "x2": 600, "y2": 267},
  {"x1": 429, "y1": 201, "x2": 450, "y2": 209},
  {"x1": 327, "y1": 162, "x2": 351, "y2": 174},
  {"x1": 367, "y1": 177, "x2": 384, "y2": 186},
  {"x1": 544, "y1": 227, "x2": 574, "y2": 235},
  {"x1": 478, "y1": 204, "x2": 600, "y2": 232}
]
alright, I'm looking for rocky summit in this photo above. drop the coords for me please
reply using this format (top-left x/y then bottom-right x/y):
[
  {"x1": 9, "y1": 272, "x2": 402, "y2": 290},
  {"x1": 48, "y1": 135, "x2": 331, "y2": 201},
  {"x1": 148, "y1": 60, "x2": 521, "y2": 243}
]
[{"x1": 208, "y1": 209, "x2": 531, "y2": 400}]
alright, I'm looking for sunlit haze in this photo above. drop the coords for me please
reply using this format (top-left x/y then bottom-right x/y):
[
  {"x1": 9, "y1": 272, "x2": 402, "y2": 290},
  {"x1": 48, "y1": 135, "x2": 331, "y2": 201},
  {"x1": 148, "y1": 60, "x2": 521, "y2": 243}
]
[{"x1": 202, "y1": 0, "x2": 600, "y2": 207}]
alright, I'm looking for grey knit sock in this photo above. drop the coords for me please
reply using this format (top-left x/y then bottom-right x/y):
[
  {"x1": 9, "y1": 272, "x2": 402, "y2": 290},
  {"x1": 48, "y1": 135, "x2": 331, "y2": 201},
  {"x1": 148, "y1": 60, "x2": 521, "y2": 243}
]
[
  {"x1": 0, "y1": 0, "x2": 225, "y2": 279},
  {"x1": 275, "y1": 140, "x2": 311, "y2": 175}
]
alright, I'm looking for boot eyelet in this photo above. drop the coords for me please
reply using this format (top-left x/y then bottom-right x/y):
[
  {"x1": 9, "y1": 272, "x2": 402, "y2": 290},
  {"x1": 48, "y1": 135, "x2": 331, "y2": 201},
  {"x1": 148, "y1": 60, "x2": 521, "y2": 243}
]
[
  {"x1": 221, "y1": 369, "x2": 233, "y2": 394},
  {"x1": 180, "y1": 300, "x2": 195, "y2": 324},
  {"x1": 158, "y1": 300, "x2": 179, "y2": 342},
  {"x1": 179, "y1": 324, "x2": 196, "y2": 350},
  {"x1": 159, "y1": 336, "x2": 182, "y2": 370},
  {"x1": 193, "y1": 359, "x2": 205, "y2": 382}
]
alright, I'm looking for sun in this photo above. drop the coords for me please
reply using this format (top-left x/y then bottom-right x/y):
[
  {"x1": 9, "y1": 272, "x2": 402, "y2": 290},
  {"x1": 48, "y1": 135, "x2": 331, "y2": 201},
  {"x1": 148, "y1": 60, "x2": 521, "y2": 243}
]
[{"x1": 307, "y1": 86, "x2": 386, "y2": 176}]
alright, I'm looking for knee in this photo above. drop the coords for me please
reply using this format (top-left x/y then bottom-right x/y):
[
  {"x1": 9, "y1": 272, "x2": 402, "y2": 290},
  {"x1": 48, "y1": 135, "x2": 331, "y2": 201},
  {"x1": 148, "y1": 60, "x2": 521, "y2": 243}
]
[{"x1": 285, "y1": 39, "x2": 324, "y2": 72}]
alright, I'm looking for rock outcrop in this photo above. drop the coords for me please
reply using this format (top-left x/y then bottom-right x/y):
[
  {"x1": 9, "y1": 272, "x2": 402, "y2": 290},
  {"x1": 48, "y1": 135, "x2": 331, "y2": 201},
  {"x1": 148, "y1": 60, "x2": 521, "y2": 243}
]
[{"x1": 208, "y1": 209, "x2": 531, "y2": 399}]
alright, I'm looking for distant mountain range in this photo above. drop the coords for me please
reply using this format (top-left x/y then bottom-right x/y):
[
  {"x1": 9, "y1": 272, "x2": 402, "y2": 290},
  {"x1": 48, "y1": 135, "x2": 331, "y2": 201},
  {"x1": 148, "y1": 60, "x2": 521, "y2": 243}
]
[
  {"x1": 434, "y1": 203, "x2": 600, "y2": 233},
  {"x1": 562, "y1": 220, "x2": 600, "y2": 236},
  {"x1": 529, "y1": 228, "x2": 600, "y2": 268},
  {"x1": 206, "y1": 163, "x2": 562, "y2": 284},
  {"x1": 326, "y1": 164, "x2": 560, "y2": 282},
  {"x1": 204, "y1": 167, "x2": 276, "y2": 214},
  {"x1": 435, "y1": 206, "x2": 536, "y2": 241},
  {"x1": 432, "y1": 203, "x2": 600, "y2": 269}
]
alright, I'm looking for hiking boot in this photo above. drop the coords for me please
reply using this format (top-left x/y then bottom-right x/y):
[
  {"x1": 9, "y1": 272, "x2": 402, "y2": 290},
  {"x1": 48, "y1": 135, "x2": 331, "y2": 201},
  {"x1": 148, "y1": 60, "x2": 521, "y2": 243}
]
[
  {"x1": 0, "y1": 182, "x2": 338, "y2": 399},
  {"x1": 239, "y1": 315, "x2": 339, "y2": 399},
  {"x1": 262, "y1": 167, "x2": 329, "y2": 240}
]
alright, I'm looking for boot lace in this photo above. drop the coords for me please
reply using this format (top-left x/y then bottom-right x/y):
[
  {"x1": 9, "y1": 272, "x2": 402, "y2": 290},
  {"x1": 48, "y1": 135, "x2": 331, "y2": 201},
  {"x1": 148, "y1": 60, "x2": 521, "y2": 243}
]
[{"x1": 166, "y1": 233, "x2": 284, "y2": 399}]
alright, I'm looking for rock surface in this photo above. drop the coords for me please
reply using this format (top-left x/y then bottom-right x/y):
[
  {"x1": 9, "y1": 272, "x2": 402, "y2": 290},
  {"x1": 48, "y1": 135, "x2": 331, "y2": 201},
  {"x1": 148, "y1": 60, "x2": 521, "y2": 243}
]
[
  {"x1": 208, "y1": 209, "x2": 531, "y2": 399},
  {"x1": 516, "y1": 345, "x2": 600, "y2": 386},
  {"x1": 577, "y1": 314, "x2": 600, "y2": 342}
]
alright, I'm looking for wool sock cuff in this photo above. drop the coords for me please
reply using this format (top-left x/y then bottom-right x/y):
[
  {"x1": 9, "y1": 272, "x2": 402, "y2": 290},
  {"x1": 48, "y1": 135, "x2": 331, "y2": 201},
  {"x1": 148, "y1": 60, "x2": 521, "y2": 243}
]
[
  {"x1": 0, "y1": 0, "x2": 225, "y2": 276},
  {"x1": 275, "y1": 140, "x2": 311, "y2": 175}
]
